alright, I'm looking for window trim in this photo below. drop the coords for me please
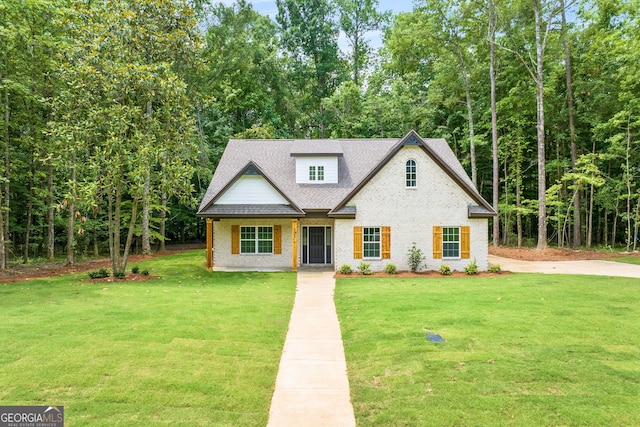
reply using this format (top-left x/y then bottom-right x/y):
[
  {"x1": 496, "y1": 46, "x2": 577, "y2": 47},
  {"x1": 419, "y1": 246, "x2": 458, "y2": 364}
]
[
  {"x1": 442, "y1": 226, "x2": 460, "y2": 259},
  {"x1": 362, "y1": 226, "x2": 381, "y2": 259},
  {"x1": 240, "y1": 225, "x2": 274, "y2": 254},
  {"x1": 406, "y1": 159, "x2": 417, "y2": 188}
]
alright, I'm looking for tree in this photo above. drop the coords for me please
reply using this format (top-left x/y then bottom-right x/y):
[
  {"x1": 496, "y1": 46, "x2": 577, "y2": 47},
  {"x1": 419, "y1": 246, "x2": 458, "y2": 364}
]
[
  {"x1": 499, "y1": 0, "x2": 564, "y2": 250},
  {"x1": 276, "y1": 0, "x2": 345, "y2": 137},
  {"x1": 51, "y1": 0, "x2": 200, "y2": 274},
  {"x1": 336, "y1": 0, "x2": 390, "y2": 86},
  {"x1": 489, "y1": 0, "x2": 500, "y2": 246}
]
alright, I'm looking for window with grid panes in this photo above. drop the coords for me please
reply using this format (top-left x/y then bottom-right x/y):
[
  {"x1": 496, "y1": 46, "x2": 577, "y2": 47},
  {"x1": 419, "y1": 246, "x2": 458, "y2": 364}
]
[
  {"x1": 406, "y1": 159, "x2": 417, "y2": 187},
  {"x1": 442, "y1": 227, "x2": 460, "y2": 258},
  {"x1": 363, "y1": 227, "x2": 381, "y2": 258},
  {"x1": 240, "y1": 226, "x2": 273, "y2": 254}
]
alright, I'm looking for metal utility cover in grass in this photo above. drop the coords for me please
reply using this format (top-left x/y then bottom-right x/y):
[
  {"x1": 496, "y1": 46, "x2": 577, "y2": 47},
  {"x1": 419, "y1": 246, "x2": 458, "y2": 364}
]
[{"x1": 426, "y1": 333, "x2": 445, "y2": 343}]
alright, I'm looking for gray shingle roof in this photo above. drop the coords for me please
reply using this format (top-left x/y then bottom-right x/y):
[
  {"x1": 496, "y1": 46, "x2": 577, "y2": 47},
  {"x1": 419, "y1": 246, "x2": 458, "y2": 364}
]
[
  {"x1": 197, "y1": 131, "x2": 496, "y2": 217},
  {"x1": 199, "y1": 204, "x2": 305, "y2": 217}
]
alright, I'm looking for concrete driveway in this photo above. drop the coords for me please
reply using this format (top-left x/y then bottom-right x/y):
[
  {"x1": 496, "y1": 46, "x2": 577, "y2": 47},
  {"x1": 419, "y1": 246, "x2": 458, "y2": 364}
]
[{"x1": 489, "y1": 255, "x2": 640, "y2": 279}]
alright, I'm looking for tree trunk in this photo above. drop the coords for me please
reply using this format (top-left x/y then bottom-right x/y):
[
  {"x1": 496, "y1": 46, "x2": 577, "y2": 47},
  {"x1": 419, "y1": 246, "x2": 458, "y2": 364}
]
[
  {"x1": 353, "y1": 33, "x2": 360, "y2": 86},
  {"x1": 47, "y1": 159, "x2": 55, "y2": 260},
  {"x1": 534, "y1": 0, "x2": 547, "y2": 250},
  {"x1": 3, "y1": 81, "x2": 10, "y2": 266},
  {"x1": 502, "y1": 158, "x2": 510, "y2": 245},
  {"x1": 611, "y1": 198, "x2": 619, "y2": 248},
  {"x1": 0, "y1": 69, "x2": 6, "y2": 269},
  {"x1": 141, "y1": 164, "x2": 151, "y2": 254},
  {"x1": 141, "y1": 99, "x2": 153, "y2": 255},
  {"x1": 23, "y1": 158, "x2": 34, "y2": 263},
  {"x1": 159, "y1": 191, "x2": 167, "y2": 252},
  {"x1": 587, "y1": 185, "x2": 594, "y2": 249},
  {"x1": 0, "y1": 189, "x2": 4, "y2": 270},
  {"x1": 603, "y1": 208, "x2": 608, "y2": 247},
  {"x1": 561, "y1": 0, "x2": 580, "y2": 248},
  {"x1": 463, "y1": 72, "x2": 477, "y2": 188},
  {"x1": 112, "y1": 180, "x2": 121, "y2": 274},
  {"x1": 516, "y1": 172, "x2": 523, "y2": 248},
  {"x1": 490, "y1": 0, "x2": 499, "y2": 247},
  {"x1": 121, "y1": 197, "x2": 139, "y2": 273},
  {"x1": 66, "y1": 155, "x2": 76, "y2": 265},
  {"x1": 625, "y1": 112, "x2": 632, "y2": 251},
  {"x1": 633, "y1": 196, "x2": 640, "y2": 251}
]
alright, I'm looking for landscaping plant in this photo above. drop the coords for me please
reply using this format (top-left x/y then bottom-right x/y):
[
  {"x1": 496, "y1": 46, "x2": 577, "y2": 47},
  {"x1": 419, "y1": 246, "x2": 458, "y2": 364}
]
[{"x1": 407, "y1": 243, "x2": 426, "y2": 273}]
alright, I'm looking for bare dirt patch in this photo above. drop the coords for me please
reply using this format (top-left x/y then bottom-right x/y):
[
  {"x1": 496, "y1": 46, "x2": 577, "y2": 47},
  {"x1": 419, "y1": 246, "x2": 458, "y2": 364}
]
[{"x1": 488, "y1": 246, "x2": 633, "y2": 261}]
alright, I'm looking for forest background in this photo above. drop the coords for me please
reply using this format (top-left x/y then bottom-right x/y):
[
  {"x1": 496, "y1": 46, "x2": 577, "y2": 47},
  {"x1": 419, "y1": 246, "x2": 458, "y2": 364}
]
[{"x1": 1, "y1": 0, "x2": 638, "y2": 273}]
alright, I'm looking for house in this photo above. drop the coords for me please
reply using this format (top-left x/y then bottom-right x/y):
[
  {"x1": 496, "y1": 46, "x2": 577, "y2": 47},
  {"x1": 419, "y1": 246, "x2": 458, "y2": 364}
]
[{"x1": 197, "y1": 130, "x2": 496, "y2": 272}]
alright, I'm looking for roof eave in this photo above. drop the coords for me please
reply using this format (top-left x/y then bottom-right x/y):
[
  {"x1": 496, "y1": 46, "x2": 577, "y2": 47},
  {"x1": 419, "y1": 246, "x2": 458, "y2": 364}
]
[{"x1": 197, "y1": 160, "x2": 305, "y2": 216}]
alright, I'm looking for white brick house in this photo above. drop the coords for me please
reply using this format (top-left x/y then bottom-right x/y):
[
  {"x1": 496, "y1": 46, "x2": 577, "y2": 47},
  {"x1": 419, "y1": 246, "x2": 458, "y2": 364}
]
[{"x1": 197, "y1": 131, "x2": 496, "y2": 272}]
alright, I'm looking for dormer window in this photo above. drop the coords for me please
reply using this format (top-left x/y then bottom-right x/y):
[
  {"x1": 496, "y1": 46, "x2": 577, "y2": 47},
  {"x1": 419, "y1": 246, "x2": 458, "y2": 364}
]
[
  {"x1": 309, "y1": 165, "x2": 325, "y2": 181},
  {"x1": 406, "y1": 159, "x2": 417, "y2": 187}
]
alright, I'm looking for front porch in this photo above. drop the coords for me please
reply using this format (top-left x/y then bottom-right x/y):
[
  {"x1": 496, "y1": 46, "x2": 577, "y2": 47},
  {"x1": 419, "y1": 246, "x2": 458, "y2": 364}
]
[{"x1": 205, "y1": 217, "x2": 335, "y2": 272}]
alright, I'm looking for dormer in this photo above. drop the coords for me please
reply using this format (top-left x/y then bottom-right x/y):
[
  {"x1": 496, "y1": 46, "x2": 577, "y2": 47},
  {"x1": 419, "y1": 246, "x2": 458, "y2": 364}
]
[{"x1": 290, "y1": 140, "x2": 342, "y2": 184}]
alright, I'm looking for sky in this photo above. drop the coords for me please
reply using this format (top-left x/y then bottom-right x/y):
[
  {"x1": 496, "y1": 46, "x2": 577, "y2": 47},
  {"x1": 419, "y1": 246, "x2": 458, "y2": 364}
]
[{"x1": 216, "y1": 0, "x2": 416, "y2": 49}]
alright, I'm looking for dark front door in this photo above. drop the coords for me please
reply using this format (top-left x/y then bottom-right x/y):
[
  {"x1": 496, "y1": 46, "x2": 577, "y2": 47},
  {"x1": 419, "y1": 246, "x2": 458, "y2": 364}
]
[{"x1": 308, "y1": 227, "x2": 325, "y2": 263}]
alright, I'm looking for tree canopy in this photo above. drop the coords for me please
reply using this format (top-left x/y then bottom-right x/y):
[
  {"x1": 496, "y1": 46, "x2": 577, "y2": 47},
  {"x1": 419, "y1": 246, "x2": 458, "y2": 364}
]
[{"x1": 1, "y1": 0, "x2": 639, "y2": 269}]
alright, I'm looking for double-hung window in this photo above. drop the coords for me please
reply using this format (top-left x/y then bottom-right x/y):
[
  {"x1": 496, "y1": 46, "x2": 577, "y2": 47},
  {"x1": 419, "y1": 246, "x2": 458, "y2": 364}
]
[
  {"x1": 363, "y1": 227, "x2": 381, "y2": 258},
  {"x1": 240, "y1": 226, "x2": 273, "y2": 254},
  {"x1": 442, "y1": 227, "x2": 460, "y2": 258},
  {"x1": 309, "y1": 165, "x2": 325, "y2": 181},
  {"x1": 406, "y1": 159, "x2": 417, "y2": 187}
]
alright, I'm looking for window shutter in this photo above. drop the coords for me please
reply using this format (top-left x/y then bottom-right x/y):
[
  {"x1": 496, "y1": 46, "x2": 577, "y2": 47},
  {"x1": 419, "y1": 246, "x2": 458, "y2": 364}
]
[
  {"x1": 353, "y1": 226, "x2": 363, "y2": 259},
  {"x1": 461, "y1": 226, "x2": 470, "y2": 259},
  {"x1": 382, "y1": 226, "x2": 391, "y2": 259},
  {"x1": 273, "y1": 225, "x2": 282, "y2": 254},
  {"x1": 433, "y1": 226, "x2": 442, "y2": 259},
  {"x1": 231, "y1": 225, "x2": 240, "y2": 254}
]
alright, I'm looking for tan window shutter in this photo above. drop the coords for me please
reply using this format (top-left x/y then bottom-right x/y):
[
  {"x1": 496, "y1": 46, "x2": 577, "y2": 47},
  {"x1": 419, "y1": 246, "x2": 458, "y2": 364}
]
[
  {"x1": 353, "y1": 226, "x2": 363, "y2": 259},
  {"x1": 433, "y1": 226, "x2": 443, "y2": 259},
  {"x1": 382, "y1": 226, "x2": 391, "y2": 259},
  {"x1": 461, "y1": 226, "x2": 471, "y2": 258},
  {"x1": 231, "y1": 225, "x2": 240, "y2": 254},
  {"x1": 273, "y1": 225, "x2": 282, "y2": 254}
]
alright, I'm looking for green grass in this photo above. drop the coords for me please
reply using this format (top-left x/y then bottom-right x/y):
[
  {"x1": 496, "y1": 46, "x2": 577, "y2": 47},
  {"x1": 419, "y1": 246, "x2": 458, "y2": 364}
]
[
  {"x1": 610, "y1": 255, "x2": 640, "y2": 265},
  {"x1": 336, "y1": 274, "x2": 640, "y2": 426},
  {"x1": 0, "y1": 250, "x2": 296, "y2": 426}
]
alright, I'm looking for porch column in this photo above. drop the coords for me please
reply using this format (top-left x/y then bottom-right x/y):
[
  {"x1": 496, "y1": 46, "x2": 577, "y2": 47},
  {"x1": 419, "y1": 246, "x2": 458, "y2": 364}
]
[
  {"x1": 206, "y1": 218, "x2": 213, "y2": 271},
  {"x1": 291, "y1": 219, "x2": 298, "y2": 272}
]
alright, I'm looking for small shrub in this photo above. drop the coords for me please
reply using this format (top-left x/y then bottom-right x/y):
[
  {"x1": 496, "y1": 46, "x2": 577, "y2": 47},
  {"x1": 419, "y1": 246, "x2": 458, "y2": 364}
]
[
  {"x1": 384, "y1": 263, "x2": 398, "y2": 274},
  {"x1": 488, "y1": 264, "x2": 502, "y2": 273},
  {"x1": 407, "y1": 243, "x2": 426, "y2": 273},
  {"x1": 439, "y1": 264, "x2": 452, "y2": 275},
  {"x1": 88, "y1": 268, "x2": 109, "y2": 279},
  {"x1": 464, "y1": 259, "x2": 479, "y2": 275},
  {"x1": 131, "y1": 265, "x2": 140, "y2": 274},
  {"x1": 114, "y1": 271, "x2": 126, "y2": 279},
  {"x1": 141, "y1": 269, "x2": 150, "y2": 276},
  {"x1": 357, "y1": 261, "x2": 372, "y2": 275},
  {"x1": 339, "y1": 264, "x2": 353, "y2": 274}
]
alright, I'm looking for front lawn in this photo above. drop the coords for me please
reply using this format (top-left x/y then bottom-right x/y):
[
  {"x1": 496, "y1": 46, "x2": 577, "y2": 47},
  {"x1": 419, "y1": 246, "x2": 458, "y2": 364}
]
[
  {"x1": 0, "y1": 250, "x2": 296, "y2": 426},
  {"x1": 610, "y1": 255, "x2": 640, "y2": 265},
  {"x1": 335, "y1": 274, "x2": 640, "y2": 426}
]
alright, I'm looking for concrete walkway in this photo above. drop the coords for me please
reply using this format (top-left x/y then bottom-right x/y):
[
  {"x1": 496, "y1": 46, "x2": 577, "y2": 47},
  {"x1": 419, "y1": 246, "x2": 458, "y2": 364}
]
[
  {"x1": 267, "y1": 271, "x2": 356, "y2": 427},
  {"x1": 489, "y1": 255, "x2": 640, "y2": 278}
]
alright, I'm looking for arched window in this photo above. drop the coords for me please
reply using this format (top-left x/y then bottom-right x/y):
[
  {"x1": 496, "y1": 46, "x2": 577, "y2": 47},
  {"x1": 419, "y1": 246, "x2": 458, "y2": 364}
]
[{"x1": 406, "y1": 159, "x2": 417, "y2": 187}]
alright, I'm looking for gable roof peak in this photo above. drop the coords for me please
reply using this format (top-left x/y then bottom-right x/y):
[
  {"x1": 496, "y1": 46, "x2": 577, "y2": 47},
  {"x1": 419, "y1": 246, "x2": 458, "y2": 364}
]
[{"x1": 400, "y1": 130, "x2": 423, "y2": 147}]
